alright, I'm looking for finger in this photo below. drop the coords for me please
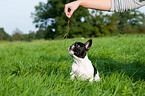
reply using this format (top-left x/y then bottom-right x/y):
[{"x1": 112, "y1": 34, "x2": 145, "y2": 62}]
[
  {"x1": 65, "y1": 4, "x2": 71, "y2": 15},
  {"x1": 64, "y1": 6, "x2": 70, "y2": 18},
  {"x1": 64, "y1": 5, "x2": 68, "y2": 13},
  {"x1": 68, "y1": 9, "x2": 74, "y2": 18}
]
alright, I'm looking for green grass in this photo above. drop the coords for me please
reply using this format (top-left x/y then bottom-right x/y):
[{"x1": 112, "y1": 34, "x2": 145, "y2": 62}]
[{"x1": 0, "y1": 35, "x2": 145, "y2": 96}]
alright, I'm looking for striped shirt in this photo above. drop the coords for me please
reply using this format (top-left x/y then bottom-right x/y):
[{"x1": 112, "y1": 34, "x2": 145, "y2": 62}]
[{"x1": 110, "y1": 0, "x2": 145, "y2": 12}]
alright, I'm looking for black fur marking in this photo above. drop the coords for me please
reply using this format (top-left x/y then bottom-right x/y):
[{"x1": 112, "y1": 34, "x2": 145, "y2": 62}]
[
  {"x1": 69, "y1": 39, "x2": 92, "y2": 58},
  {"x1": 93, "y1": 65, "x2": 97, "y2": 77},
  {"x1": 73, "y1": 42, "x2": 87, "y2": 58}
]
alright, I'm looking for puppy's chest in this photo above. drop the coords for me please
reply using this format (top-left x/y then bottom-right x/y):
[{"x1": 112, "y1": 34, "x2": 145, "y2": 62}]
[{"x1": 75, "y1": 61, "x2": 94, "y2": 75}]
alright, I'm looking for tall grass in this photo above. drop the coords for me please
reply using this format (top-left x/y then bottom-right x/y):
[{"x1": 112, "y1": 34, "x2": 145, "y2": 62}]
[{"x1": 0, "y1": 35, "x2": 145, "y2": 95}]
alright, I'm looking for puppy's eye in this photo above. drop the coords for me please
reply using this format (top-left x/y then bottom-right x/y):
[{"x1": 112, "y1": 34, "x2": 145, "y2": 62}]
[{"x1": 77, "y1": 45, "x2": 80, "y2": 48}]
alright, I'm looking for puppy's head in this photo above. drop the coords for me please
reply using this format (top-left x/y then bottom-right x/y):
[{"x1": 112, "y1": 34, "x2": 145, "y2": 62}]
[{"x1": 68, "y1": 39, "x2": 92, "y2": 58}]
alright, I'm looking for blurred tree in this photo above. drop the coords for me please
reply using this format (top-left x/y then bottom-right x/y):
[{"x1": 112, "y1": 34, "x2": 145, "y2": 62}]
[
  {"x1": 117, "y1": 12, "x2": 129, "y2": 34},
  {"x1": 21, "y1": 31, "x2": 36, "y2": 42},
  {"x1": 22, "y1": 34, "x2": 29, "y2": 41},
  {"x1": 89, "y1": 11, "x2": 105, "y2": 37},
  {"x1": 32, "y1": 1, "x2": 145, "y2": 39},
  {"x1": 32, "y1": 0, "x2": 92, "y2": 39},
  {"x1": 36, "y1": 29, "x2": 46, "y2": 39},
  {"x1": 138, "y1": 12, "x2": 145, "y2": 26},
  {"x1": 13, "y1": 33, "x2": 23, "y2": 41},
  {"x1": 29, "y1": 31, "x2": 36, "y2": 40},
  {"x1": 106, "y1": 12, "x2": 119, "y2": 35},
  {"x1": 0, "y1": 27, "x2": 11, "y2": 41},
  {"x1": 89, "y1": 10, "x2": 118, "y2": 37},
  {"x1": 12, "y1": 28, "x2": 23, "y2": 41},
  {"x1": 0, "y1": 32, "x2": 2, "y2": 40},
  {"x1": 13, "y1": 28, "x2": 23, "y2": 34},
  {"x1": 111, "y1": 10, "x2": 145, "y2": 34}
]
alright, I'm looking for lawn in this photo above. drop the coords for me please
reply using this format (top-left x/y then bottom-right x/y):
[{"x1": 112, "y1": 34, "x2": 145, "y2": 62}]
[{"x1": 0, "y1": 35, "x2": 145, "y2": 95}]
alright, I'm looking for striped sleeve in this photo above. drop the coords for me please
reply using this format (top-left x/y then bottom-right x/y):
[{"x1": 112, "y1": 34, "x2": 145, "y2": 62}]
[{"x1": 110, "y1": 0, "x2": 145, "y2": 12}]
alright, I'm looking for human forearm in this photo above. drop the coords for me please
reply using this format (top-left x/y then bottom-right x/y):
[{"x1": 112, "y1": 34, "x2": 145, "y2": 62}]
[
  {"x1": 65, "y1": 0, "x2": 145, "y2": 18},
  {"x1": 78, "y1": 0, "x2": 111, "y2": 11},
  {"x1": 65, "y1": 0, "x2": 111, "y2": 18}
]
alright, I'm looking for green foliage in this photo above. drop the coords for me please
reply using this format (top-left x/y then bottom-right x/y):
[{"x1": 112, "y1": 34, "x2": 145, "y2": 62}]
[
  {"x1": 115, "y1": 11, "x2": 145, "y2": 34},
  {"x1": 22, "y1": 32, "x2": 36, "y2": 42},
  {"x1": 36, "y1": 29, "x2": 46, "y2": 39},
  {"x1": 32, "y1": 0, "x2": 94, "y2": 39},
  {"x1": 1, "y1": 1, "x2": 145, "y2": 41},
  {"x1": 0, "y1": 27, "x2": 12, "y2": 41},
  {"x1": 0, "y1": 35, "x2": 145, "y2": 95},
  {"x1": 12, "y1": 33, "x2": 23, "y2": 41},
  {"x1": 32, "y1": 0, "x2": 145, "y2": 39},
  {"x1": 0, "y1": 27, "x2": 37, "y2": 41}
]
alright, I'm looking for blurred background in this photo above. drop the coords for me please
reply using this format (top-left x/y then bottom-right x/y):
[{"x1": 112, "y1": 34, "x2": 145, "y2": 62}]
[{"x1": 0, "y1": 0, "x2": 145, "y2": 41}]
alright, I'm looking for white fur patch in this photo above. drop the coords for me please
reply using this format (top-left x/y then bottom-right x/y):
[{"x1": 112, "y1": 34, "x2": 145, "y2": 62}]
[{"x1": 70, "y1": 55, "x2": 100, "y2": 82}]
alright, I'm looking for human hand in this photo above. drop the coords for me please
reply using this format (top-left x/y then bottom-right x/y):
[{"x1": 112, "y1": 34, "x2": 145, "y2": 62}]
[{"x1": 64, "y1": 1, "x2": 81, "y2": 18}]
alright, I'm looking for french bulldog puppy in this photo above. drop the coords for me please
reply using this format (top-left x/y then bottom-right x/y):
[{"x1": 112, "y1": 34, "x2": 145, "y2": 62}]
[{"x1": 68, "y1": 39, "x2": 100, "y2": 82}]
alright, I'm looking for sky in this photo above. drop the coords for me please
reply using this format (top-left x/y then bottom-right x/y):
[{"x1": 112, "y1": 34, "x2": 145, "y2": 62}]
[
  {"x1": 0, "y1": 0, "x2": 145, "y2": 35},
  {"x1": 0, "y1": 0, "x2": 47, "y2": 35}
]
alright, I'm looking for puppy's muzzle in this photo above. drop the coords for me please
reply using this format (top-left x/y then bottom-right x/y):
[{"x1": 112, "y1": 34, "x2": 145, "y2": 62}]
[{"x1": 68, "y1": 45, "x2": 75, "y2": 56}]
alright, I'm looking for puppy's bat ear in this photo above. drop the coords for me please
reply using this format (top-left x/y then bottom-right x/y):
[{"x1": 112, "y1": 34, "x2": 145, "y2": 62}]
[{"x1": 85, "y1": 39, "x2": 92, "y2": 51}]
